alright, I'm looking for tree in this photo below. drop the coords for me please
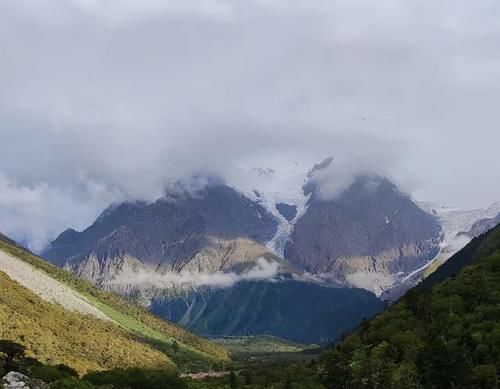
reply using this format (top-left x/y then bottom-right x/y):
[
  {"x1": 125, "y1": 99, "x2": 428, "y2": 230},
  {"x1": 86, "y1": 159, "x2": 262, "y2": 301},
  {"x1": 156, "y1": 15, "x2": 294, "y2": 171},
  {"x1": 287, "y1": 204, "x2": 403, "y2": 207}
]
[
  {"x1": 229, "y1": 370, "x2": 238, "y2": 389},
  {"x1": 472, "y1": 365, "x2": 497, "y2": 389},
  {"x1": 0, "y1": 340, "x2": 26, "y2": 372},
  {"x1": 172, "y1": 340, "x2": 180, "y2": 353},
  {"x1": 243, "y1": 370, "x2": 253, "y2": 385}
]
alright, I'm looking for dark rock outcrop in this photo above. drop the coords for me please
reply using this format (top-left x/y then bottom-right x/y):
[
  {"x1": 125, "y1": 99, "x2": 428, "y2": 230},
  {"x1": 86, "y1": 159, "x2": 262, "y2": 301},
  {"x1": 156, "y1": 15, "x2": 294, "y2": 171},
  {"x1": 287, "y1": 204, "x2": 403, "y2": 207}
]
[{"x1": 276, "y1": 203, "x2": 298, "y2": 222}]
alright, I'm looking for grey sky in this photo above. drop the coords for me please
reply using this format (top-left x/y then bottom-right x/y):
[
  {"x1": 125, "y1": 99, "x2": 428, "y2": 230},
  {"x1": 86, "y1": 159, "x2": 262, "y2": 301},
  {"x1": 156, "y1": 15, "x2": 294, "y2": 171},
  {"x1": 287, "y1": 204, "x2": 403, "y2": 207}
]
[{"x1": 1, "y1": 0, "x2": 500, "y2": 250}]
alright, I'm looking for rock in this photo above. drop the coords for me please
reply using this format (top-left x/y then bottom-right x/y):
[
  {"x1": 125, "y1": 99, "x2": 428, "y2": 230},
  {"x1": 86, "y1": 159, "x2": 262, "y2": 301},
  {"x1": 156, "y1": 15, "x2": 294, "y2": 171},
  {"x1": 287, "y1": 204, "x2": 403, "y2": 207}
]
[
  {"x1": 2, "y1": 372, "x2": 29, "y2": 389},
  {"x1": 2, "y1": 371, "x2": 47, "y2": 389}
]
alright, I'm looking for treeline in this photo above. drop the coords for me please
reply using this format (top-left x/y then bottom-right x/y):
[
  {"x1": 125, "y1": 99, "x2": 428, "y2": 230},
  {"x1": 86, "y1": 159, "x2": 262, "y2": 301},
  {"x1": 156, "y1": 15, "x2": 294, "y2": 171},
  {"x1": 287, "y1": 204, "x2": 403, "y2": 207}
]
[{"x1": 318, "y1": 227, "x2": 500, "y2": 388}]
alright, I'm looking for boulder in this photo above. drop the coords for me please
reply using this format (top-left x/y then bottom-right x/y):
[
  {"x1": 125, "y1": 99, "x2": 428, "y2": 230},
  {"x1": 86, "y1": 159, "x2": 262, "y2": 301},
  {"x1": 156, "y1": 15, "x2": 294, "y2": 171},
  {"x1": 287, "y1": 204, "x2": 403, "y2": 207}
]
[{"x1": 2, "y1": 371, "x2": 47, "y2": 389}]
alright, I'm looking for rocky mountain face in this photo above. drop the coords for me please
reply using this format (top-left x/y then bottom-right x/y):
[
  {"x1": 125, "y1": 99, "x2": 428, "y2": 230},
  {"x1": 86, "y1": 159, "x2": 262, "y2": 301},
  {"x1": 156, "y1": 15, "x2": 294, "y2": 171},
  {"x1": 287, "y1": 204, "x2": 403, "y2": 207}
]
[
  {"x1": 284, "y1": 175, "x2": 442, "y2": 295},
  {"x1": 43, "y1": 183, "x2": 279, "y2": 275}
]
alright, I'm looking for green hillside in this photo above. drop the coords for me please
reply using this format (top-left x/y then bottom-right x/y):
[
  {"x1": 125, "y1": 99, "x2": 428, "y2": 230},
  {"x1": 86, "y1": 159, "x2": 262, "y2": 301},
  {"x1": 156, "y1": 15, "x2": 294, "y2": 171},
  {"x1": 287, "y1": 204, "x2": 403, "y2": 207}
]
[
  {"x1": 0, "y1": 238, "x2": 229, "y2": 374},
  {"x1": 320, "y1": 224, "x2": 500, "y2": 388},
  {"x1": 0, "y1": 270, "x2": 173, "y2": 375},
  {"x1": 214, "y1": 335, "x2": 317, "y2": 356}
]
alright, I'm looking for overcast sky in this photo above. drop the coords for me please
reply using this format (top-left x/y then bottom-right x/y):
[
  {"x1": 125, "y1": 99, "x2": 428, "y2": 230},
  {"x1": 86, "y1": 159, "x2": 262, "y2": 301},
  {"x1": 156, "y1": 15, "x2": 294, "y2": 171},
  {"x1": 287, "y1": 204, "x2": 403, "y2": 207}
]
[{"x1": 1, "y1": 0, "x2": 500, "y2": 250}]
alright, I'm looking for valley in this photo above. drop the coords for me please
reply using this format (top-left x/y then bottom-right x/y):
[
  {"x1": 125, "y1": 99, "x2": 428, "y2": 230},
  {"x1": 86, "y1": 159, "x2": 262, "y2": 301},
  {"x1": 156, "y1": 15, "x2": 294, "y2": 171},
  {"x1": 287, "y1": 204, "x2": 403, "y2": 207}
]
[
  {"x1": 3, "y1": 160, "x2": 499, "y2": 387},
  {"x1": 1, "y1": 2, "x2": 499, "y2": 385}
]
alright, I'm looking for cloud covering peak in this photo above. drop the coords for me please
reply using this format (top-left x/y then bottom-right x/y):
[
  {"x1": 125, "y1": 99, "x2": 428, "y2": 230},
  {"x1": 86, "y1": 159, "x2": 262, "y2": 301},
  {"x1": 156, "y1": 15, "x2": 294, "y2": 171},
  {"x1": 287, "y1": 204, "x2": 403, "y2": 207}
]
[{"x1": 1, "y1": 0, "x2": 500, "y2": 249}]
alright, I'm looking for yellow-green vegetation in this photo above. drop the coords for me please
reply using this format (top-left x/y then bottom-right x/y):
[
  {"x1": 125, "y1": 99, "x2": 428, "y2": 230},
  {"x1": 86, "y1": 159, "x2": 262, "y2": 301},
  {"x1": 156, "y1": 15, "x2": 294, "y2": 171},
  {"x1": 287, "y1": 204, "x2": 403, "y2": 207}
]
[
  {"x1": 0, "y1": 271, "x2": 173, "y2": 375},
  {"x1": 215, "y1": 335, "x2": 317, "y2": 356},
  {"x1": 0, "y1": 239, "x2": 229, "y2": 371},
  {"x1": 423, "y1": 254, "x2": 446, "y2": 278}
]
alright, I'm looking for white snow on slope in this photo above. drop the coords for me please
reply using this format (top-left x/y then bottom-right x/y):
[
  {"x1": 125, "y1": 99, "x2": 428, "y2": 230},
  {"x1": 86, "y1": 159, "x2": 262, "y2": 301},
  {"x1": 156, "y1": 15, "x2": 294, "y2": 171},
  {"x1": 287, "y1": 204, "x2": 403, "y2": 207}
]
[
  {"x1": 418, "y1": 201, "x2": 500, "y2": 262},
  {"x1": 232, "y1": 163, "x2": 311, "y2": 257}
]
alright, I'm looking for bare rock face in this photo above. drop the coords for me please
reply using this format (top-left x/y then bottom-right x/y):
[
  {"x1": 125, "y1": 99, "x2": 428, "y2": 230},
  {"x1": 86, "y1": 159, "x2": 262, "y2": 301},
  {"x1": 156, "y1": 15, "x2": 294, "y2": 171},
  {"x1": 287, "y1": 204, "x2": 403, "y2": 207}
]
[
  {"x1": 284, "y1": 175, "x2": 442, "y2": 295},
  {"x1": 44, "y1": 183, "x2": 278, "y2": 272},
  {"x1": 63, "y1": 237, "x2": 286, "y2": 304}
]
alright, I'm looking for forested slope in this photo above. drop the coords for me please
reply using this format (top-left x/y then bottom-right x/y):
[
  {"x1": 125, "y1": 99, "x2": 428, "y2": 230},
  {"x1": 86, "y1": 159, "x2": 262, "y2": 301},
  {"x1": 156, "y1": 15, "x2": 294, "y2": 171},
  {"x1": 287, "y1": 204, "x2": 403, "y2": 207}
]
[{"x1": 320, "y1": 224, "x2": 500, "y2": 388}]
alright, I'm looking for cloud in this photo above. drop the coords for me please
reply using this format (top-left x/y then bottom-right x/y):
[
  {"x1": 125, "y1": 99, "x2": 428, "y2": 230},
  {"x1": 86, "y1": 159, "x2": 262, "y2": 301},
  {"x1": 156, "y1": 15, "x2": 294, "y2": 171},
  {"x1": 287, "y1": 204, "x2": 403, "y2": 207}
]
[
  {"x1": 1, "y1": 0, "x2": 500, "y2": 247},
  {"x1": 109, "y1": 257, "x2": 280, "y2": 289},
  {"x1": 306, "y1": 151, "x2": 404, "y2": 200},
  {"x1": 0, "y1": 173, "x2": 122, "y2": 251}
]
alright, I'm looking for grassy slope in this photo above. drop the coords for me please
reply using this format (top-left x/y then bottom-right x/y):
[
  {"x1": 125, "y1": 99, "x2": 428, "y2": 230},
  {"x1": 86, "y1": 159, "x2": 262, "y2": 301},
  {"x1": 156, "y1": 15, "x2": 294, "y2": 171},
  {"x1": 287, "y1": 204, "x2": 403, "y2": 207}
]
[
  {"x1": 214, "y1": 335, "x2": 317, "y2": 356},
  {"x1": 0, "y1": 271, "x2": 173, "y2": 375},
  {"x1": 0, "y1": 239, "x2": 229, "y2": 371},
  {"x1": 320, "y1": 224, "x2": 500, "y2": 388}
]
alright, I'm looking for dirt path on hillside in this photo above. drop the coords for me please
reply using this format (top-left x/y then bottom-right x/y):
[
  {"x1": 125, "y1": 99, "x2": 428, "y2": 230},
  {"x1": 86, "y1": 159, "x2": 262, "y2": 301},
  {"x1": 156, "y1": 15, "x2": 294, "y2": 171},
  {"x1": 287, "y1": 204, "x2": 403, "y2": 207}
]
[{"x1": 0, "y1": 249, "x2": 112, "y2": 322}]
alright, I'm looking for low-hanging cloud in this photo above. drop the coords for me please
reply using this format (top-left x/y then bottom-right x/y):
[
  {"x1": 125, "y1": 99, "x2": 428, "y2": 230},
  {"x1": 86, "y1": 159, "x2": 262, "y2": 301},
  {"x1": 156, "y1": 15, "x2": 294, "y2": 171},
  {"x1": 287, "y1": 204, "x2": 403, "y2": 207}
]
[
  {"x1": 0, "y1": 173, "x2": 122, "y2": 251},
  {"x1": 1, "y1": 0, "x2": 500, "y2": 249},
  {"x1": 109, "y1": 257, "x2": 280, "y2": 290}
]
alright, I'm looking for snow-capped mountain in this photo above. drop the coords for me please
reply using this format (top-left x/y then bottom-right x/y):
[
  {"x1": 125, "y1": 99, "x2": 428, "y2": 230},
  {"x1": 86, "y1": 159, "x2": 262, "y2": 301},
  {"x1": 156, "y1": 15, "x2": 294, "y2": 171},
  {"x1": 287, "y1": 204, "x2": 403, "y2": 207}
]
[
  {"x1": 42, "y1": 174, "x2": 386, "y2": 344},
  {"x1": 233, "y1": 162, "x2": 312, "y2": 256},
  {"x1": 41, "y1": 158, "x2": 500, "y2": 339},
  {"x1": 230, "y1": 161, "x2": 500, "y2": 298},
  {"x1": 229, "y1": 160, "x2": 440, "y2": 297}
]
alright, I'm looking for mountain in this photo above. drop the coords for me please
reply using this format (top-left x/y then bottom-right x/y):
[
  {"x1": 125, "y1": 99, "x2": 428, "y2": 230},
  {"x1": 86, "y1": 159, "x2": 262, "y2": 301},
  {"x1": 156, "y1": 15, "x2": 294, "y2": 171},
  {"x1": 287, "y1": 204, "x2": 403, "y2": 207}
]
[
  {"x1": 41, "y1": 177, "x2": 385, "y2": 345},
  {"x1": 149, "y1": 279, "x2": 384, "y2": 344},
  {"x1": 284, "y1": 174, "x2": 442, "y2": 296},
  {"x1": 44, "y1": 182, "x2": 278, "y2": 269},
  {"x1": 319, "y1": 223, "x2": 500, "y2": 388},
  {"x1": 0, "y1": 234, "x2": 228, "y2": 375},
  {"x1": 238, "y1": 161, "x2": 499, "y2": 297},
  {"x1": 41, "y1": 160, "x2": 500, "y2": 346}
]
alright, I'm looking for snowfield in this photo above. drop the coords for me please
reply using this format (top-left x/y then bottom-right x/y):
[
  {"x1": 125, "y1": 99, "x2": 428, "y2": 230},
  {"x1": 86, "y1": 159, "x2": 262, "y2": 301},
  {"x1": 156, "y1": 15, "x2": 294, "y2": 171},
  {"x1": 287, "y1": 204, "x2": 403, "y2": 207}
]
[
  {"x1": 234, "y1": 163, "x2": 311, "y2": 257},
  {"x1": 419, "y1": 201, "x2": 500, "y2": 262}
]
